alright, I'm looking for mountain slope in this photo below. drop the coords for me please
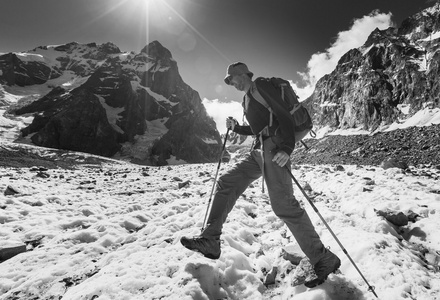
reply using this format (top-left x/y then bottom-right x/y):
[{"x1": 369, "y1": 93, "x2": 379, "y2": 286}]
[
  {"x1": 0, "y1": 41, "x2": 221, "y2": 165},
  {"x1": 304, "y1": 3, "x2": 440, "y2": 133}
]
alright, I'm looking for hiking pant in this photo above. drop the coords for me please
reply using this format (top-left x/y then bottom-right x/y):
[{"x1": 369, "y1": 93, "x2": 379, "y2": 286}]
[{"x1": 202, "y1": 137, "x2": 326, "y2": 265}]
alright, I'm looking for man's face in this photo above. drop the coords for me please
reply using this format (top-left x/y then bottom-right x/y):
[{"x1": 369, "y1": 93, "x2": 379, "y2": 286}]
[{"x1": 229, "y1": 74, "x2": 246, "y2": 91}]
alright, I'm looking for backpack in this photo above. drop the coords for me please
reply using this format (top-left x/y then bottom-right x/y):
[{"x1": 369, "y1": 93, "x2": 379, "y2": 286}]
[{"x1": 250, "y1": 77, "x2": 314, "y2": 146}]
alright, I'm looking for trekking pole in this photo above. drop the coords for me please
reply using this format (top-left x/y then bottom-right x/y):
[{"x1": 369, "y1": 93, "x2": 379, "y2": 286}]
[
  {"x1": 300, "y1": 141, "x2": 310, "y2": 150},
  {"x1": 285, "y1": 166, "x2": 379, "y2": 298},
  {"x1": 300, "y1": 129, "x2": 316, "y2": 150},
  {"x1": 201, "y1": 119, "x2": 232, "y2": 232}
]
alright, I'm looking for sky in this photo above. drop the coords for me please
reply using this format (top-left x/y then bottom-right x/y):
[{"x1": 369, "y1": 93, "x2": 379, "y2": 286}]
[
  {"x1": 0, "y1": 0, "x2": 433, "y2": 94},
  {"x1": 0, "y1": 0, "x2": 434, "y2": 131},
  {"x1": 0, "y1": 140, "x2": 439, "y2": 299}
]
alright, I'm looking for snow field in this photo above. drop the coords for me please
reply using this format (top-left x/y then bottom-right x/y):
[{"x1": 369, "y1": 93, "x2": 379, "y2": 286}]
[{"x1": 0, "y1": 161, "x2": 439, "y2": 299}]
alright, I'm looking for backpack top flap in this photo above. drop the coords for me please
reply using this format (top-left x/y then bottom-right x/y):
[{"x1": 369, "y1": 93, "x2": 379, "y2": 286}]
[{"x1": 269, "y1": 77, "x2": 300, "y2": 109}]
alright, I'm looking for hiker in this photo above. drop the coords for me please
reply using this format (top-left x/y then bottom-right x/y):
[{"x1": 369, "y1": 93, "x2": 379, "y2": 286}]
[{"x1": 181, "y1": 62, "x2": 341, "y2": 287}]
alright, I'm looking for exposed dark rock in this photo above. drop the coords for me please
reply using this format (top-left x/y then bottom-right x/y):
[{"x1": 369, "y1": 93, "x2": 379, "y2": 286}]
[
  {"x1": 263, "y1": 266, "x2": 278, "y2": 286},
  {"x1": 375, "y1": 209, "x2": 409, "y2": 226},
  {"x1": 0, "y1": 53, "x2": 61, "y2": 86},
  {"x1": 303, "y1": 4, "x2": 440, "y2": 133},
  {"x1": 1, "y1": 40, "x2": 222, "y2": 165},
  {"x1": 4, "y1": 185, "x2": 20, "y2": 196},
  {"x1": 20, "y1": 88, "x2": 121, "y2": 157},
  {"x1": 0, "y1": 244, "x2": 27, "y2": 262},
  {"x1": 380, "y1": 158, "x2": 409, "y2": 170},
  {"x1": 291, "y1": 124, "x2": 440, "y2": 167}
]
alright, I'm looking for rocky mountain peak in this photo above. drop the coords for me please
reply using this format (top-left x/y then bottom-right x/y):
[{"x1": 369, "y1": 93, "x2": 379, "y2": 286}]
[
  {"x1": 0, "y1": 40, "x2": 221, "y2": 165},
  {"x1": 141, "y1": 40, "x2": 172, "y2": 60},
  {"x1": 398, "y1": 3, "x2": 440, "y2": 38},
  {"x1": 363, "y1": 27, "x2": 399, "y2": 48},
  {"x1": 52, "y1": 41, "x2": 80, "y2": 52},
  {"x1": 304, "y1": 3, "x2": 440, "y2": 134},
  {"x1": 97, "y1": 42, "x2": 121, "y2": 54}
]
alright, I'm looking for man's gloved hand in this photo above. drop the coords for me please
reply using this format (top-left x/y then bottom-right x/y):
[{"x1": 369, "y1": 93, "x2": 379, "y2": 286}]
[{"x1": 226, "y1": 117, "x2": 237, "y2": 131}]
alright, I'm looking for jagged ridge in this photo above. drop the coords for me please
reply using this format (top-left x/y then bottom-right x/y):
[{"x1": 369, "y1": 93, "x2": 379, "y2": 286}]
[{"x1": 304, "y1": 3, "x2": 440, "y2": 133}]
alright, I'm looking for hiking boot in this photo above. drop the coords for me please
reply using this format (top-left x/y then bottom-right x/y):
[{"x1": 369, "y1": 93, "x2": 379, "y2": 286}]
[
  {"x1": 180, "y1": 236, "x2": 221, "y2": 259},
  {"x1": 304, "y1": 249, "x2": 341, "y2": 288}
]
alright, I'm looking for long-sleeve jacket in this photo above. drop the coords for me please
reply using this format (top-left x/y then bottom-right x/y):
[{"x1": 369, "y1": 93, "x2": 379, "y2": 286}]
[{"x1": 233, "y1": 77, "x2": 296, "y2": 155}]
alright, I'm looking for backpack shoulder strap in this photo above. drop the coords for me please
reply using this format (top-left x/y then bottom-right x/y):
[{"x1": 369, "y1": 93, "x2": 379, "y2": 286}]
[
  {"x1": 249, "y1": 80, "x2": 274, "y2": 127},
  {"x1": 249, "y1": 81, "x2": 270, "y2": 110}
]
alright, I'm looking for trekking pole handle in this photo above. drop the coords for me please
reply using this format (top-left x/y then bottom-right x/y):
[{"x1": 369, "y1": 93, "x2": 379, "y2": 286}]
[{"x1": 226, "y1": 116, "x2": 236, "y2": 131}]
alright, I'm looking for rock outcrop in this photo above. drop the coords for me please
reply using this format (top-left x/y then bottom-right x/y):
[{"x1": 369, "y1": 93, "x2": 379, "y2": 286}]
[{"x1": 303, "y1": 4, "x2": 440, "y2": 133}]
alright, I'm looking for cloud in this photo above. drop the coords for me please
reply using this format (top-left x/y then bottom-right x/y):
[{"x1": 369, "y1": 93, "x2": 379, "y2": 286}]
[
  {"x1": 202, "y1": 98, "x2": 243, "y2": 134},
  {"x1": 292, "y1": 11, "x2": 394, "y2": 100},
  {"x1": 204, "y1": 11, "x2": 394, "y2": 133}
]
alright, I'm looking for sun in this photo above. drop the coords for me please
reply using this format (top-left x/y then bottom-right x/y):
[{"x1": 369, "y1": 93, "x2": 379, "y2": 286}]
[
  {"x1": 98, "y1": 0, "x2": 171, "y2": 26},
  {"x1": 92, "y1": 0, "x2": 174, "y2": 47},
  {"x1": 96, "y1": 0, "x2": 229, "y2": 61}
]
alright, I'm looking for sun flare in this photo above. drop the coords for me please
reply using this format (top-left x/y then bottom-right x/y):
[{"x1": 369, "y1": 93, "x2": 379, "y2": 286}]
[{"x1": 98, "y1": 0, "x2": 229, "y2": 61}]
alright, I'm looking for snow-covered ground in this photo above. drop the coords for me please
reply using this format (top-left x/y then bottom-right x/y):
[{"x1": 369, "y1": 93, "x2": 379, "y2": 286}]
[
  {"x1": 1, "y1": 146, "x2": 439, "y2": 300},
  {"x1": 1, "y1": 45, "x2": 440, "y2": 298}
]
